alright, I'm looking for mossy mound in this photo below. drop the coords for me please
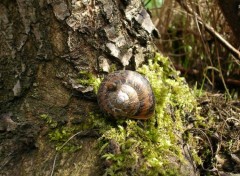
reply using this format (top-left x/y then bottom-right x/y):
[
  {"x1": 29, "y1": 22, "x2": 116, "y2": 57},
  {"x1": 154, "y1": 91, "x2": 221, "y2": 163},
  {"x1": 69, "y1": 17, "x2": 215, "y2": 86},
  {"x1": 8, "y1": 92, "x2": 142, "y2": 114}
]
[
  {"x1": 39, "y1": 53, "x2": 199, "y2": 175},
  {"x1": 98, "y1": 53, "x2": 198, "y2": 175}
]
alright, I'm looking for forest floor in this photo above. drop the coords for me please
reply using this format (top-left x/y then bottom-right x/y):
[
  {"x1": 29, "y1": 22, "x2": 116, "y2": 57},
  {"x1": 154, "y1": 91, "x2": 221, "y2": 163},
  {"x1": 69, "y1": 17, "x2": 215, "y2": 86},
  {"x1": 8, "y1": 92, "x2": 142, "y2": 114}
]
[{"x1": 189, "y1": 91, "x2": 240, "y2": 175}]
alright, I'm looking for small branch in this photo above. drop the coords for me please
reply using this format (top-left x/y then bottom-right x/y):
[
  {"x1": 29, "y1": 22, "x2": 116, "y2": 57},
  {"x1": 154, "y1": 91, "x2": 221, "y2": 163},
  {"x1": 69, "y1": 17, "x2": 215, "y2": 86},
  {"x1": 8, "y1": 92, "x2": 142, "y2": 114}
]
[
  {"x1": 226, "y1": 78, "x2": 240, "y2": 87},
  {"x1": 198, "y1": 21, "x2": 240, "y2": 61},
  {"x1": 176, "y1": 0, "x2": 240, "y2": 61},
  {"x1": 174, "y1": 64, "x2": 240, "y2": 87},
  {"x1": 50, "y1": 130, "x2": 99, "y2": 176}
]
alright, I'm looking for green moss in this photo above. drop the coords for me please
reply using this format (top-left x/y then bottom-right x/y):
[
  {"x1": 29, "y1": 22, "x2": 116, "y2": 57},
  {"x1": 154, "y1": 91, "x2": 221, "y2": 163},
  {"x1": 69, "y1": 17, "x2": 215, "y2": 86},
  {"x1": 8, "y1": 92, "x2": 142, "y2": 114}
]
[
  {"x1": 40, "y1": 53, "x2": 200, "y2": 174},
  {"x1": 40, "y1": 114, "x2": 83, "y2": 152},
  {"x1": 39, "y1": 111, "x2": 111, "y2": 153},
  {"x1": 40, "y1": 114, "x2": 58, "y2": 128},
  {"x1": 109, "y1": 64, "x2": 117, "y2": 73},
  {"x1": 48, "y1": 126, "x2": 82, "y2": 152},
  {"x1": 98, "y1": 53, "x2": 198, "y2": 175},
  {"x1": 77, "y1": 71, "x2": 101, "y2": 94}
]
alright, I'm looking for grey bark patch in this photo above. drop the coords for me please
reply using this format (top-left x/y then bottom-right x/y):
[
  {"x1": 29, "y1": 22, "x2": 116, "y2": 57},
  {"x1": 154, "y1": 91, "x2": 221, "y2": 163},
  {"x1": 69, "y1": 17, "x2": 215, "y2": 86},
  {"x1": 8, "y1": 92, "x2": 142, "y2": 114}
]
[
  {"x1": 12, "y1": 80, "x2": 21, "y2": 97},
  {"x1": 99, "y1": 56, "x2": 110, "y2": 72},
  {"x1": 134, "y1": 9, "x2": 155, "y2": 34},
  {"x1": 52, "y1": 2, "x2": 70, "y2": 20},
  {"x1": 0, "y1": 112, "x2": 17, "y2": 132},
  {"x1": 120, "y1": 48, "x2": 133, "y2": 66},
  {"x1": 106, "y1": 43, "x2": 120, "y2": 58}
]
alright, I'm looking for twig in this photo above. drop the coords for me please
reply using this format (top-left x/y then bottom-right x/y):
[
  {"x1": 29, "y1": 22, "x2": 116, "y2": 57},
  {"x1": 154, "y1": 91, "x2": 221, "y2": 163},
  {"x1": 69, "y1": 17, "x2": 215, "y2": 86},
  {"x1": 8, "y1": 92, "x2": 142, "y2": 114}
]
[
  {"x1": 176, "y1": 0, "x2": 240, "y2": 61},
  {"x1": 50, "y1": 131, "x2": 90, "y2": 176},
  {"x1": 199, "y1": 21, "x2": 240, "y2": 62},
  {"x1": 50, "y1": 154, "x2": 58, "y2": 176},
  {"x1": 50, "y1": 129, "x2": 99, "y2": 175},
  {"x1": 185, "y1": 128, "x2": 214, "y2": 158},
  {"x1": 184, "y1": 128, "x2": 217, "y2": 172}
]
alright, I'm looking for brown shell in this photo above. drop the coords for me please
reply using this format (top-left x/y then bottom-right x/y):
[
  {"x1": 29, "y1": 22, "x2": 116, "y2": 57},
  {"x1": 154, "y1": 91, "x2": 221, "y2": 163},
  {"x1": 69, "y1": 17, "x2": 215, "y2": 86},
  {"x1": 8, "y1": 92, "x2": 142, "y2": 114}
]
[{"x1": 97, "y1": 70, "x2": 155, "y2": 119}]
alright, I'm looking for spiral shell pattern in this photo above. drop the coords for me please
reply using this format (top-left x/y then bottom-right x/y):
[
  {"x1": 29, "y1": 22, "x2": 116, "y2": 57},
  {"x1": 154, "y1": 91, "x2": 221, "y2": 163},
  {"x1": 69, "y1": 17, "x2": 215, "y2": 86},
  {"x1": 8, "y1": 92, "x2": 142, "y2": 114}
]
[{"x1": 97, "y1": 70, "x2": 155, "y2": 119}]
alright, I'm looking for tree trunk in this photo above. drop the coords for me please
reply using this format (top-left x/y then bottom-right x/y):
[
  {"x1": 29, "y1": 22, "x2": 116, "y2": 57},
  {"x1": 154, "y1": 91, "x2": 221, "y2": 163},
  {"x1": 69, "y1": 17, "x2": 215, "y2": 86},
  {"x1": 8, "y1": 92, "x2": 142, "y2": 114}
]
[
  {"x1": 218, "y1": 0, "x2": 240, "y2": 45},
  {"x1": 0, "y1": 0, "x2": 196, "y2": 175}
]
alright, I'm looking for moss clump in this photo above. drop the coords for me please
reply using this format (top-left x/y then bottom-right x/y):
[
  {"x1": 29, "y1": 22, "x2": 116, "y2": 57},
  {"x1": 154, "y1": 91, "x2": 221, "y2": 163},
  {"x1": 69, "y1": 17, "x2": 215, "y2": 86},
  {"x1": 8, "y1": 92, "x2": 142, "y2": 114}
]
[
  {"x1": 77, "y1": 71, "x2": 101, "y2": 94},
  {"x1": 40, "y1": 114, "x2": 58, "y2": 128},
  {"x1": 38, "y1": 73, "x2": 104, "y2": 153},
  {"x1": 48, "y1": 126, "x2": 82, "y2": 152},
  {"x1": 40, "y1": 114, "x2": 82, "y2": 152},
  {"x1": 40, "y1": 53, "x2": 199, "y2": 174},
  {"x1": 99, "y1": 53, "x2": 198, "y2": 175}
]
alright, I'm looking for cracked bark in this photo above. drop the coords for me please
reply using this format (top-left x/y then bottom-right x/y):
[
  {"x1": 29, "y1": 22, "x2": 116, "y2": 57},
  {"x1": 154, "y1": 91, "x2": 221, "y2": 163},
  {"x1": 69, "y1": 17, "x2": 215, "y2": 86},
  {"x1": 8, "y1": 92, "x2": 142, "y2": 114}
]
[
  {"x1": 0, "y1": 0, "x2": 195, "y2": 175},
  {"x1": 218, "y1": 0, "x2": 240, "y2": 46}
]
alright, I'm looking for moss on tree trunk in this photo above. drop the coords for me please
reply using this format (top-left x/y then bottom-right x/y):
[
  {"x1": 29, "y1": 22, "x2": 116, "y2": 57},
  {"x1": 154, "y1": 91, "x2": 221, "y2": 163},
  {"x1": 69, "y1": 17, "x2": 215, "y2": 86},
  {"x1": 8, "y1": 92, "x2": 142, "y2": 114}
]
[{"x1": 0, "y1": 0, "x2": 198, "y2": 175}]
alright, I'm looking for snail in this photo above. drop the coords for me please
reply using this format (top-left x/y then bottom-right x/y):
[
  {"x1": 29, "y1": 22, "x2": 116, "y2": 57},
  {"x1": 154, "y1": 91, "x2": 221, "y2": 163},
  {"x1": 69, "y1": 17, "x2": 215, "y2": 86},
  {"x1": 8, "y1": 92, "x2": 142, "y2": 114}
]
[{"x1": 97, "y1": 70, "x2": 155, "y2": 119}]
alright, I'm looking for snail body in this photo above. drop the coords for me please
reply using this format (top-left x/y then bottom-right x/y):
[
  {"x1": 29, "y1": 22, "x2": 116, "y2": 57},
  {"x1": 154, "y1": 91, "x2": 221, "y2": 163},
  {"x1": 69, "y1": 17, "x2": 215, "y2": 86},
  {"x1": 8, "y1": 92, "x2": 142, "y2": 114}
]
[{"x1": 97, "y1": 70, "x2": 155, "y2": 119}]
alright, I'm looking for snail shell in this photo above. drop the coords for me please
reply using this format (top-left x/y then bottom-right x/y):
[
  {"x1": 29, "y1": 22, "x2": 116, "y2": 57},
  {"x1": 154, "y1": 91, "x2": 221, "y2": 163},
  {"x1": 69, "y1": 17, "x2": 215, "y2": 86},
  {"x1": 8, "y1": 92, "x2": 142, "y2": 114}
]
[{"x1": 97, "y1": 70, "x2": 155, "y2": 119}]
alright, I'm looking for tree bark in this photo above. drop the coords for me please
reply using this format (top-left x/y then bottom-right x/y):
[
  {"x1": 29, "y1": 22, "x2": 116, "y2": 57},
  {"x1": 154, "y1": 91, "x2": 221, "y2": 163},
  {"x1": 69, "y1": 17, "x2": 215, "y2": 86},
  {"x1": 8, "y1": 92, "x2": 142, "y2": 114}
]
[
  {"x1": 0, "y1": 0, "x2": 158, "y2": 175},
  {"x1": 218, "y1": 0, "x2": 240, "y2": 45},
  {"x1": 0, "y1": 0, "x2": 195, "y2": 175}
]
